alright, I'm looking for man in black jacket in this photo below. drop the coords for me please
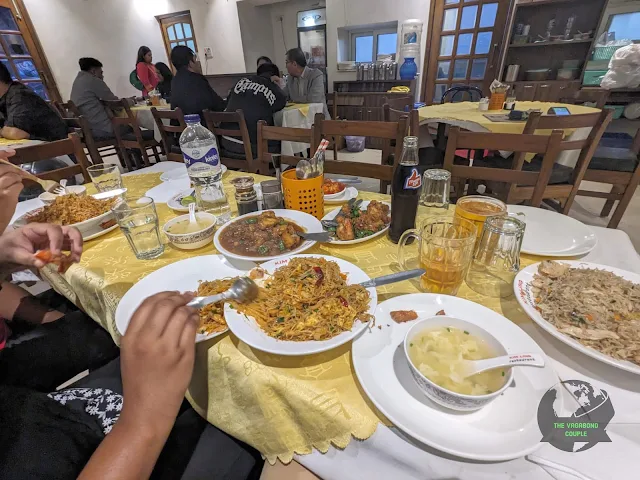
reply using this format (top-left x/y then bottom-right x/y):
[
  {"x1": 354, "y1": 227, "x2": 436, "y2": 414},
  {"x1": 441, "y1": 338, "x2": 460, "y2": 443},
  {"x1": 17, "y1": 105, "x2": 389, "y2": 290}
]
[
  {"x1": 220, "y1": 63, "x2": 287, "y2": 157},
  {"x1": 170, "y1": 46, "x2": 225, "y2": 118}
]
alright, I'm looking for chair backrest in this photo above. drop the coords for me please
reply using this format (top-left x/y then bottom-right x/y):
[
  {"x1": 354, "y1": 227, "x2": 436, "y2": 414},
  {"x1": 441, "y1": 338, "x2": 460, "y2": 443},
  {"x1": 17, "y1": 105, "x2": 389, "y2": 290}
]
[
  {"x1": 442, "y1": 86, "x2": 483, "y2": 104},
  {"x1": 312, "y1": 112, "x2": 408, "y2": 184},
  {"x1": 256, "y1": 121, "x2": 314, "y2": 174},
  {"x1": 443, "y1": 127, "x2": 564, "y2": 207},
  {"x1": 522, "y1": 109, "x2": 613, "y2": 186},
  {"x1": 383, "y1": 104, "x2": 419, "y2": 138},
  {"x1": 202, "y1": 109, "x2": 256, "y2": 172},
  {"x1": 382, "y1": 95, "x2": 413, "y2": 112},
  {"x1": 560, "y1": 88, "x2": 610, "y2": 109},
  {"x1": 59, "y1": 100, "x2": 83, "y2": 118},
  {"x1": 151, "y1": 107, "x2": 186, "y2": 162},
  {"x1": 9, "y1": 133, "x2": 90, "y2": 183},
  {"x1": 101, "y1": 98, "x2": 148, "y2": 148}
]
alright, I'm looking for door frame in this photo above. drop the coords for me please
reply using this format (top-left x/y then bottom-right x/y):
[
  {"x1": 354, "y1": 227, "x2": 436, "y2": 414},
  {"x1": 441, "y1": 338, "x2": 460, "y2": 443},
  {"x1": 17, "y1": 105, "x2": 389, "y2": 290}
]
[
  {"x1": 7, "y1": 0, "x2": 61, "y2": 103},
  {"x1": 156, "y1": 10, "x2": 199, "y2": 73},
  {"x1": 420, "y1": 0, "x2": 438, "y2": 102}
]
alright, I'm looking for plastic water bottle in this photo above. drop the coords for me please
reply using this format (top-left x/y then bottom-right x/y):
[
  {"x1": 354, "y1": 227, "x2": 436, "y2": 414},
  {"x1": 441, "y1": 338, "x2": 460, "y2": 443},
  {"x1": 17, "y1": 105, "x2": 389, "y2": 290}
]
[{"x1": 179, "y1": 114, "x2": 230, "y2": 224}]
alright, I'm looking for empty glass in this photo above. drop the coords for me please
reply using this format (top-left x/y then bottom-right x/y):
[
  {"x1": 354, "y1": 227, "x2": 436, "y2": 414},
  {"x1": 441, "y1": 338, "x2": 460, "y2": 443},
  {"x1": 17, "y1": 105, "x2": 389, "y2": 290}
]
[
  {"x1": 87, "y1": 164, "x2": 123, "y2": 193},
  {"x1": 466, "y1": 214, "x2": 526, "y2": 298},
  {"x1": 420, "y1": 169, "x2": 451, "y2": 208},
  {"x1": 112, "y1": 196, "x2": 164, "y2": 260},
  {"x1": 398, "y1": 217, "x2": 476, "y2": 295}
]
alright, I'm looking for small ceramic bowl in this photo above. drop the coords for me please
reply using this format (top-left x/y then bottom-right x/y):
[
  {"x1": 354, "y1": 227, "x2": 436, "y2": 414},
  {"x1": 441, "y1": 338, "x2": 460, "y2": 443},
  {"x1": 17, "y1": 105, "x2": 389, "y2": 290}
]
[
  {"x1": 163, "y1": 212, "x2": 217, "y2": 250},
  {"x1": 38, "y1": 185, "x2": 87, "y2": 204},
  {"x1": 404, "y1": 315, "x2": 514, "y2": 412}
]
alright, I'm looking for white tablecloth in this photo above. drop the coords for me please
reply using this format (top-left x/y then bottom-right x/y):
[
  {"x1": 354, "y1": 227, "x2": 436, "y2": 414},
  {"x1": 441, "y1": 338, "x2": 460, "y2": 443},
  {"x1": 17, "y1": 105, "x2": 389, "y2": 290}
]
[
  {"x1": 274, "y1": 103, "x2": 325, "y2": 156},
  {"x1": 11, "y1": 163, "x2": 640, "y2": 480},
  {"x1": 296, "y1": 227, "x2": 640, "y2": 480}
]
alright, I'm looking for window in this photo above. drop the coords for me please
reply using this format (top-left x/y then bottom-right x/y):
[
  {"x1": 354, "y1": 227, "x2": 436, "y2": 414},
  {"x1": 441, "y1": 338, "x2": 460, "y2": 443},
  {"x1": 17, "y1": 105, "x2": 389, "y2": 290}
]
[
  {"x1": 606, "y1": 12, "x2": 640, "y2": 41},
  {"x1": 156, "y1": 11, "x2": 199, "y2": 68},
  {"x1": 351, "y1": 28, "x2": 398, "y2": 62}
]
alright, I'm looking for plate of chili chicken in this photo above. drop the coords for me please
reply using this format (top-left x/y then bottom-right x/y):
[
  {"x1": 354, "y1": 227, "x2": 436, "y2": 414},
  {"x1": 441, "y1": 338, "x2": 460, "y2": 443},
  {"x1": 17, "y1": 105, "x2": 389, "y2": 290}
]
[{"x1": 322, "y1": 200, "x2": 391, "y2": 245}]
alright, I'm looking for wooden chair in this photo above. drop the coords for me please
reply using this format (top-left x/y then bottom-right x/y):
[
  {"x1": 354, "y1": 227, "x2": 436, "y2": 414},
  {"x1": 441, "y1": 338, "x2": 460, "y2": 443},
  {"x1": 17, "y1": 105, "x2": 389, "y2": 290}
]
[
  {"x1": 9, "y1": 133, "x2": 90, "y2": 184},
  {"x1": 101, "y1": 99, "x2": 162, "y2": 170},
  {"x1": 383, "y1": 103, "x2": 419, "y2": 137},
  {"x1": 202, "y1": 109, "x2": 256, "y2": 173},
  {"x1": 312, "y1": 113, "x2": 408, "y2": 193},
  {"x1": 443, "y1": 127, "x2": 564, "y2": 207},
  {"x1": 560, "y1": 88, "x2": 610, "y2": 109},
  {"x1": 56, "y1": 100, "x2": 122, "y2": 167},
  {"x1": 473, "y1": 110, "x2": 613, "y2": 209},
  {"x1": 578, "y1": 128, "x2": 640, "y2": 228},
  {"x1": 436, "y1": 86, "x2": 484, "y2": 150},
  {"x1": 151, "y1": 107, "x2": 186, "y2": 162},
  {"x1": 256, "y1": 121, "x2": 314, "y2": 174}
]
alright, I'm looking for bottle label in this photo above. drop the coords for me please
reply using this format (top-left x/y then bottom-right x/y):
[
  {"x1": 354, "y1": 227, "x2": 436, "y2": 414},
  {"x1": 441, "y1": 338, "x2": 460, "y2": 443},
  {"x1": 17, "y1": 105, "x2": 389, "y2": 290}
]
[
  {"x1": 182, "y1": 146, "x2": 220, "y2": 176},
  {"x1": 404, "y1": 168, "x2": 422, "y2": 189}
]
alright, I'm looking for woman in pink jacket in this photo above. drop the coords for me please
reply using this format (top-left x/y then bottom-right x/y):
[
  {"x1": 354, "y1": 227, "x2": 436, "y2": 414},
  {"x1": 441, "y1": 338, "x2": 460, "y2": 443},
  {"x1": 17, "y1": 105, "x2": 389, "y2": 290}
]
[{"x1": 135, "y1": 46, "x2": 159, "y2": 97}]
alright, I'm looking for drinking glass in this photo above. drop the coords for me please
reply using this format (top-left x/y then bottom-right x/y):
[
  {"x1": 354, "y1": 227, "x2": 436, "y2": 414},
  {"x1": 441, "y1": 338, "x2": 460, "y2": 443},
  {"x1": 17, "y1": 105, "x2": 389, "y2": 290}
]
[
  {"x1": 454, "y1": 195, "x2": 507, "y2": 243},
  {"x1": 420, "y1": 169, "x2": 451, "y2": 208},
  {"x1": 466, "y1": 214, "x2": 526, "y2": 298},
  {"x1": 112, "y1": 196, "x2": 164, "y2": 260},
  {"x1": 398, "y1": 217, "x2": 476, "y2": 295},
  {"x1": 87, "y1": 164, "x2": 123, "y2": 193}
]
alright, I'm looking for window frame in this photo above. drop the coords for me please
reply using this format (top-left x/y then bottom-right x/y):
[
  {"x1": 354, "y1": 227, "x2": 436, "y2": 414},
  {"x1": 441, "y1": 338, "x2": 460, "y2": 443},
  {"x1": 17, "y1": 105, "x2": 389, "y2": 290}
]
[
  {"x1": 156, "y1": 11, "x2": 199, "y2": 72},
  {"x1": 604, "y1": 11, "x2": 640, "y2": 42},
  {"x1": 350, "y1": 27, "x2": 398, "y2": 62}
]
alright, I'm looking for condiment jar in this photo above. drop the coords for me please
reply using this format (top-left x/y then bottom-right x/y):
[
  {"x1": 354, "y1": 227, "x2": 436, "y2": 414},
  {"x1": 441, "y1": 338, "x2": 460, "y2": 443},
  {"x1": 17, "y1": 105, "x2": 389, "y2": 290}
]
[
  {"x1": 231, "y1": 176, "x2": 258, "y2": 216},
  {"x1": 260, "y1": 179, "x2": 284, "y2": 210}
]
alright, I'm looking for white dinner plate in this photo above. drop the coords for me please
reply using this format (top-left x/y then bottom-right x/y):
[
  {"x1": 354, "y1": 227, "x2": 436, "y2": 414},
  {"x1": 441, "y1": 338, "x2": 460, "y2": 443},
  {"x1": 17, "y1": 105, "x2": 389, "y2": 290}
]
[
  {"x1": 160, "y1": 164, "x2": 227, "y2": 182},
  {"x1": 515, "y1": 261, "x2": 640, "y2": 376},
  {"x1": 224, "y1": 254, "x2": 377, "y2": 355},
  {"x1": 167, "y1": 190, "x2": 195, "y2": 212},
  {"x1": 115, "y1": 255, "x2": 256, "y2": 342},
  {"x1": 322, "y1": 200, "x2": 391, "y2": 245},
  {"x1": 352, "y1": 293, "x2": 558, "y2": 461},
  {"x1": 324, "y1": 186, "x2": 358, "y2": 204},
  {"x1": 507, "y1": 205, "x2": 597, "y2": 256},
  {"x1": 213, "y1": 209, "x2": 322, "y2": 262}
]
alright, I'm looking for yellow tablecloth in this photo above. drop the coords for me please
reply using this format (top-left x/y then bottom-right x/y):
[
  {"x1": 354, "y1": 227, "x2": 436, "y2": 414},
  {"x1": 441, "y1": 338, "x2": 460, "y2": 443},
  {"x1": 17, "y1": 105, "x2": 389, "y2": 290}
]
[
  {"x1": 418, "y1": 101, "x2": 600, "y2": 135},
  {"x1": 285, "y1": 103, "x2": 310, "y2": 117},
  {"x1": 42, "y1": 170, "x2": 548, "y2": 464},
  {"x1": 0, "y1": 137, "x2": 30, "y2": 147}
]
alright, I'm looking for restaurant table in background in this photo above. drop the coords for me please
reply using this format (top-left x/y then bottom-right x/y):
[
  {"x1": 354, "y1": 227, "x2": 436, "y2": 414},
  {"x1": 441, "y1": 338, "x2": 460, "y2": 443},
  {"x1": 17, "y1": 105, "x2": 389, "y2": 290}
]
[
  {"x1": 274, "y1": 103, "x2": 324, "y2": 156},
  {"x1": 131, "y1": 104, "x2": 170, "y2": 141},
  {"x1": 0, "y1": 137, "x2": 41, "y2": 150},
  {"x1": 418, "y1": 101, "x2": 601, "y2": 166},
  {"x1": 10, "y1": 162, "x2": 640, "y2": 480}
]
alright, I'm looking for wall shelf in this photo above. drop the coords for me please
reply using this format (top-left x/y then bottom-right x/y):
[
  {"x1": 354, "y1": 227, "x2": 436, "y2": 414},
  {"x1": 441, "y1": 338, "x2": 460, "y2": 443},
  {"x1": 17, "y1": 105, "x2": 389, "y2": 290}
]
[{"x1": 509, "y1": 39, "x2": 593, "y2": 48}]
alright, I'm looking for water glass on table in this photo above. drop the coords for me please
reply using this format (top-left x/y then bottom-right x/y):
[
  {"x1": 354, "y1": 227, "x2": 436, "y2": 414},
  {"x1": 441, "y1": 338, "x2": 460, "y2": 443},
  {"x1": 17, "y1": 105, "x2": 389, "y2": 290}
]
[
  {"x1": 466, "y1": 214, "x2": 526, "y2": 298},
  {"x1": 420, "y1": 169, "x2": 451, "y2": 209},
  {"x1": 87, "y1": 164, "x2": 123, "y2": 193},
  {"x1": 112, "y1": 196, "x2": 164, "y2": 260},
  {"x1": 397, "y1": 217, "x2": 476, "y2": 295}
]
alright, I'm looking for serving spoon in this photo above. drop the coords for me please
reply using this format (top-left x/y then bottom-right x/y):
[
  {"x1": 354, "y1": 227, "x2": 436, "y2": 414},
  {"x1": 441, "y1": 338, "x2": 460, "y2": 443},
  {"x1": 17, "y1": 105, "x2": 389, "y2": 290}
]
[
  {"x1": 459, "y1": 353, "x2": 545, "y2": 378},
  {"x1": 186, "y1": 277, "x2": 259, "y2": 309}
]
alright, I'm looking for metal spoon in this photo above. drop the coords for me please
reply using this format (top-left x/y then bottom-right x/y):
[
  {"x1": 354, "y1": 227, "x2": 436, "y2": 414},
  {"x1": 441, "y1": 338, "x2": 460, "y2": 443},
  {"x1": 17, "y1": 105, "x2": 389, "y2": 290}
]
[
  {"x1": 296, "y1": 159, "x2": 312, "y2": 179},
  {"x1": 186, "y1": 277, "x2": 259, "y2": 309},
  {"x1": 359, "y1": 269, "x2": 425, "y2": 288},
  {"x1": 458, "y1": 353, "x2": 545, "y2": 378}
]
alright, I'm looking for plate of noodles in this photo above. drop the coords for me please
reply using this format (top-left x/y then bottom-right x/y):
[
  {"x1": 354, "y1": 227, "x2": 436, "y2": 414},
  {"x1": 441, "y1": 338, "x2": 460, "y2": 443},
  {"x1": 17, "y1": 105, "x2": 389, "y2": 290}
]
[
  {"x1": 13, "y1": 193, "x2": 118, "y2": 240},
  {"x1": 115, "y1": 255, "x2": 257, "y2": 342},
  {"x1": 515, "y1": 260, "x2": 640, "y2": 376},
  {"x1": 223, "y1": 254, "x2": 377, "y2": 355}
]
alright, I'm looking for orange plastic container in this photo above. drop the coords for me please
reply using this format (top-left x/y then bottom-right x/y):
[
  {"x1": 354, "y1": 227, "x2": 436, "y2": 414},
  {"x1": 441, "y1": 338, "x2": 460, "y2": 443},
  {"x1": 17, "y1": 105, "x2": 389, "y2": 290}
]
[
  {"x1": 488, "y1": 92, "x2": 506, "y2": 111},
  {"x1": 281, "y1": 170, "x2": 324, "y2": 219}
]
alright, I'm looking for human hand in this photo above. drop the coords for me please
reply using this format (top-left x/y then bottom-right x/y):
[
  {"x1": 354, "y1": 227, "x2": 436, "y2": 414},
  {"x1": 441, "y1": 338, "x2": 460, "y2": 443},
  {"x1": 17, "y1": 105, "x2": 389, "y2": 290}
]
[
  {"x1": 119, "y1": 292, "x2": 198, "y2": 428},
  {"x1": 270, "y1": 75, "x2": 281, "y2": 84},
  {"x1": 0, "y1": 223, "x2": 83, "y2": 268}
]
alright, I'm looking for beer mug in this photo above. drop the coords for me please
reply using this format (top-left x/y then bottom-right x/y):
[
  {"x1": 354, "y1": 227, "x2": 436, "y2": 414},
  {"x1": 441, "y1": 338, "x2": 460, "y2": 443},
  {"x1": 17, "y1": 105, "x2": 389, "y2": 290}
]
[
  {"x1": 454, "y1": 195, "x2": 507, "y2": 242},
  {"x1": 397, "y1": 217, "x2": 476, "y2": 295},
  {"x1": 466, "y1": 213, "x2": 526, "y2": 298}
]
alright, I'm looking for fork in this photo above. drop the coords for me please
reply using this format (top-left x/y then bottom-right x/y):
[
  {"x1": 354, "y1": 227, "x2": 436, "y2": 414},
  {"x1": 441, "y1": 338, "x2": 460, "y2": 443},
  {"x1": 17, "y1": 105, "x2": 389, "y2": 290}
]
[{"x1": 53, "y1": 179, "x2": 68, "y2": 195}]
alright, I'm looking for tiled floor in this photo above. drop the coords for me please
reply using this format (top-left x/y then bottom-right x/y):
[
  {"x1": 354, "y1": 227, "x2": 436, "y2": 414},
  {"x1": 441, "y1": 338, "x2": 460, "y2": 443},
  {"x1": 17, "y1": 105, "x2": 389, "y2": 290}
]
[{"x1": 325, "y1": 146, "x2": 640, "y2": 252}]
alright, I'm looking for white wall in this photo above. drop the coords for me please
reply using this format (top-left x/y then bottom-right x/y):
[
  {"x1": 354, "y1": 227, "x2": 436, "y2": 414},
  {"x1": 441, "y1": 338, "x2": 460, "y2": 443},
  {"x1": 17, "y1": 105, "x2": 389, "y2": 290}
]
[
  {"x1": 325, "y1": 0, "x2": 431, "y2": 92},
  {"x1": 23, "y1": 0, "x2": 246, "y2": 100},
  {"x1": 237, "y1": 1, "x2": 276, "y2": 72}
]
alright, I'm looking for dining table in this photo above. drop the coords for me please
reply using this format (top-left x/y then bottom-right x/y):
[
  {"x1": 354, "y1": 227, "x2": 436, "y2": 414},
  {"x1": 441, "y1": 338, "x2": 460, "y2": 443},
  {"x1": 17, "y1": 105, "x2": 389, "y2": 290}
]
[
  {"x1": 10, "y1": 161, "x2": 640, "y2": 480},
  {"x1": 418, "y1": 101, "x2": 602, "y2": 166},
  {"x1": 275, "y1": 102, "x2": 325, "y2": 156},
  {"x1": 130, "y1": 103, "x2": 170, "y2": 141}
]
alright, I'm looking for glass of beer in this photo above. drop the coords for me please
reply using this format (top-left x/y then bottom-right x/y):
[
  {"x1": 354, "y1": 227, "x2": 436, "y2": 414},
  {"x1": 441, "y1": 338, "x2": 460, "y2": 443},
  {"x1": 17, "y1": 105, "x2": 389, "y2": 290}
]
[
  {"x1": 397, "y1": 217, "x2": 476, "y2": 295},
  {"x1": 454, "y1": 195, "x2": 507, "y2": 241}
]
